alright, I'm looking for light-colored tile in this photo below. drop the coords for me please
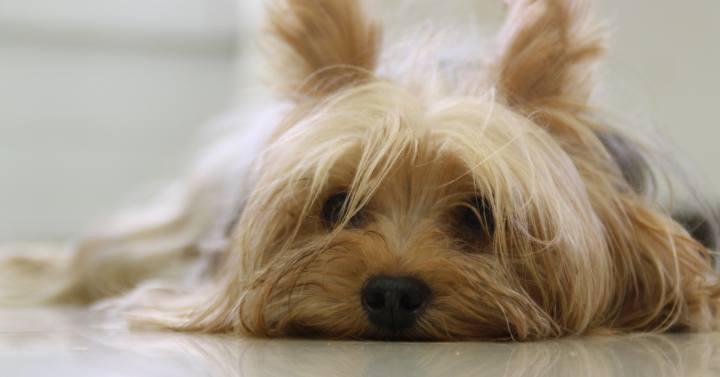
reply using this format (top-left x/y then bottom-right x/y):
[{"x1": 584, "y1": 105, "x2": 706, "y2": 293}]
[{"x1": 1, "y1": 308, "x2": 719, "y2": 377}]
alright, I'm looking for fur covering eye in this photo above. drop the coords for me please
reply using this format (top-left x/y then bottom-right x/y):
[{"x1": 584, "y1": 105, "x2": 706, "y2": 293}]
[{"x1": 322, "y1": 191, "x2": 366, "y2": 229}]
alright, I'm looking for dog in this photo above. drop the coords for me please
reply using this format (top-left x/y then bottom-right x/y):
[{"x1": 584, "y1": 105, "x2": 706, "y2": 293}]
[{"x1": 2, "y1": 0, "x2": 719, "y2": 341}]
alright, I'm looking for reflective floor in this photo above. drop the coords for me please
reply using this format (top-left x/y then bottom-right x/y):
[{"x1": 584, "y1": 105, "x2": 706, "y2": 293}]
[{"x1": 1, "y1": 309, "x2": 719, "y2": 377}]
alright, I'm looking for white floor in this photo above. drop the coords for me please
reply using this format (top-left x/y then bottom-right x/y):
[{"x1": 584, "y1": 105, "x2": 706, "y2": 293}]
[{"x1": 1, "y1": 308, "x2": 719, "y2": 377}]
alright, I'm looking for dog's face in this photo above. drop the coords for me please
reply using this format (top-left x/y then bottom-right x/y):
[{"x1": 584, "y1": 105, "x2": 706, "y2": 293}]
[
  {"x1": 232, "y1": 85, "x2": 611, "y2": 340},
  {"x1": 190, "y1": 0, "x2": 718, "y2": 340}
]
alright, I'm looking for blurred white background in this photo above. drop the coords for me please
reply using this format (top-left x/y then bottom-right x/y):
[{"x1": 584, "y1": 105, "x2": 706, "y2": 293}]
[{"x1": 0, "y1": 0, "x2": 718, "y2": 241}]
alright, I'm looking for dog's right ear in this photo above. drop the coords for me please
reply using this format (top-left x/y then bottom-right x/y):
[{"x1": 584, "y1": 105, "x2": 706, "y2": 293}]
[{"x1": 267, "y1": 0, "x2": 381, "y2": 99}]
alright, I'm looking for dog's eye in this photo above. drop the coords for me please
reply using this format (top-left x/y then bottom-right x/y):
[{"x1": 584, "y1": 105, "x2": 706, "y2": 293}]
[
  {"x1": 456, "y1": 196, "x2": 495, "y2": 241},
  {"x1": 322, "y1": 191, "x2": 365, "y2": 229}
]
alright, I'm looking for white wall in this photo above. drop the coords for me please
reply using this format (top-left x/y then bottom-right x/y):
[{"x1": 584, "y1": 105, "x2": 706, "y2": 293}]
[
  {"x1": 596, "y1": 1, "x2": 720, "y2": 196},
  {"x1": 1, "y1": 0, "x2": 718, "y2": 241},
  {"x1": 0, "y1": 0, "x2": 240, "y2": 240}
]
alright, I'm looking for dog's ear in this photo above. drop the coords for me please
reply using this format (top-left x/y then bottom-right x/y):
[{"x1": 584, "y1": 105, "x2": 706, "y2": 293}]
[
  {"x1": 267, "y1": 0, "x2": 381, "y2": 98},
  {"x1": 494, "y1": 0, "x2": 604, "y2": 108}
]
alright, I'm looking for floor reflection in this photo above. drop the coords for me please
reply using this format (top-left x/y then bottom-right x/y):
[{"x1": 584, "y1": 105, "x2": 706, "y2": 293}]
[
  {"x1": 1, "y1": 309, "x2": 719, "y2": 377},
  {"x1": 108, "y1": 333, "x2": 720, "y2": 377}
]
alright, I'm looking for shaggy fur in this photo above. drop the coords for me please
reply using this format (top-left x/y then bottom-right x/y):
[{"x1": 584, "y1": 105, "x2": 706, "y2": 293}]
[{"x1": 2, "y1": 0, "x2": 719, "y2": 341}]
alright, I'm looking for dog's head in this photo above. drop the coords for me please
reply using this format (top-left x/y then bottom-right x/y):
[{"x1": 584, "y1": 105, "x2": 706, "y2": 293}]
[{"x1": 188, "y1": 0, "x2": 718, "y2": 340}]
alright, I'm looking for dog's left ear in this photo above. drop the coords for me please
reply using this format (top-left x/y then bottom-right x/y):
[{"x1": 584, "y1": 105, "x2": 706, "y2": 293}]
[
  {"x1": 267, "y1": 0, "x2": 381, "y2": 98},
  {"x1": 494, "y1": 0, "x2": 604, "y2": 108}
]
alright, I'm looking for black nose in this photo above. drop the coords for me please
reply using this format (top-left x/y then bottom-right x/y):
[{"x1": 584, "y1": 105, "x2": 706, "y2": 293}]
[{"x1": 361, "y1": 275, "x2": 431, "y2": 331}]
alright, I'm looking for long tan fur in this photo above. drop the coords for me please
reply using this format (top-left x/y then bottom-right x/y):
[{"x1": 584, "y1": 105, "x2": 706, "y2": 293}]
[{"x1": 1, "y1": 0, "x2": 718, "y2": 341}]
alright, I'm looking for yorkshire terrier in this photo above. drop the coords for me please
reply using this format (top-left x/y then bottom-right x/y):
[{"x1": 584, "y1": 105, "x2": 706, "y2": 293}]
[{"x1": 2, "y1": 0, "x2": 719, "y2": 341}]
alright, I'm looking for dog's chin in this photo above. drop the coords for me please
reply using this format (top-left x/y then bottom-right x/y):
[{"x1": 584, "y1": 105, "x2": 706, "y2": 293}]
[{"x1": 284, "y1": 317, "x2": 516, "y2": 342}]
